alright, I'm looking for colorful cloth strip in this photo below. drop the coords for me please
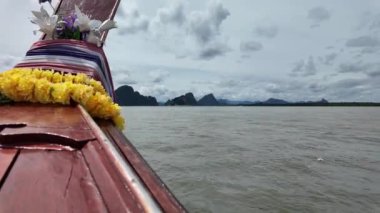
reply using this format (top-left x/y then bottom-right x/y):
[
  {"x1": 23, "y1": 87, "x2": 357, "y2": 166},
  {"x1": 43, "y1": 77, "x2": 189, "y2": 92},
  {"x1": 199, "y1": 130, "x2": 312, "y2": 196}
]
[{"x1": 15, "y1": 39, "x2": 115, "y2": 99}]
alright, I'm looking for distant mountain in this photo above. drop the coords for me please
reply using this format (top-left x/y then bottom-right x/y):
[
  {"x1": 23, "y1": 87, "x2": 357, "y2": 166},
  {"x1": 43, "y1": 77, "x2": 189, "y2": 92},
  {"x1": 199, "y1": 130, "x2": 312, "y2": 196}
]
[
  {"x1": 115, "y1": 85, "x2": 158, "y2": 106},
  {"x1": 317, "y1": 98, "x2": 328, "y2": 104},
  {"x1": 218, "y1": 99, "x2": 258, "y2": 105},
  {"x1": 244, "y1": 98, "x2": 331, "y2": 106},
  {"x1": 262, "y1": 98, "x2": 288, "y2": 105},
  {"x1": 198, "y1": 93, "x2": 220, "y2": 106},
  {"x1": 165, "y1": 92, "x2": 197, "y2": 106}
]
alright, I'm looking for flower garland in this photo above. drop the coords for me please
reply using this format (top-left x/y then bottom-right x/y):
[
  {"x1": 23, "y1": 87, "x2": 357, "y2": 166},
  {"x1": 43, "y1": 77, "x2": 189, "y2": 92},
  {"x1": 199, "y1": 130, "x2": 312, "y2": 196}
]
[{"x1": 0, "y1": 68, "x2": 124, "y2": 129}]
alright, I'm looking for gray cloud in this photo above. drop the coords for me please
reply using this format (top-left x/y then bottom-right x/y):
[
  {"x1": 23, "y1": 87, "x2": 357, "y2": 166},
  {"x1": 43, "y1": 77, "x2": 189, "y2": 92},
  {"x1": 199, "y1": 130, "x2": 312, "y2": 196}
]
[
  {"x1": 369, "y1": 14, "x2": 380, "y2": 31},
  {"x1": 260, "y1": 81, "x2": 313, "y2": 101},
  {"x1": 333, "y1": 78, "x2": 367, "y2": 89},
  {"x1": 346, "y1": 36, "x2": 380, "y2": 47},
  {"x1": 358, "y1": 12, "x2": 380, "y2": 31},
  {"x1": 138, "y1": 84, "x2": 179, "y2": 102},
  {"x1": 305, "y1": 57, "x2": 317, "y2": 75},
  {"x1": 338, "y1": 61, "x2": 380, "y2": 79},
  {"x1": 240, "y1": 41, "x2": 263, "y2": 52},
  {"x1": 217, "y1": 79, "x2": 240, "y2": 87},
  {"x1": 255, "y1": 25, "x2": 278, "y2": 38},
  {"x1": 118, "y1": 8, "x2": 149, "y2": 34},
  {"x1": 367, "y1": 70, "x2": 380, "y2": 77},
  {"x1": 198, "y1": 42, "x2": 230, "y2": 60},
  {"x1": 366, "y1": 63, "x2": 380, "y2": 78},
  {"x1": 291, "y1": 56, "x2": 317, "y2": 77},
  {"x1": 0, "y1": 55, "x2": 19, "y2": 70},
  {"x1": 264, "y1": 83, "x2": 282, "y2": 94},
  {"x1": 148, "y1": 70, "x2": 170, "y2": 83},
  {"x1": 320, "y1": 53, "x2": 337, "y2": 65},
  {"x1": 308, "y1": 6, "x2": 330, "y2": 27},
  {"x1": 189, "y1": 1, "x2": 230, "y2": 44},
  {"x1": 338, "y1": 62, "x2": 369, "y2": 73},
  {"x1": 156, "y1": 1, "x2": 186, "y2": 26},
  {"x1": 361, "y1": 47, "x2": 380, "y2": 54},
  {"x1": 326, "y1": 78, "x2": 370, "y2": 101},
  {"x1": 292, "y1": 60, "x2": 304, "y2": 73},
  {"x1": 112, "y1": 70, "x2": 138, "y2": 87},
  {"x1": 309, "y1": 83, "x2": 327, "y2": 93},
  {"x1": 137, "y1": 1, "x2": 231, "y2": 60}
]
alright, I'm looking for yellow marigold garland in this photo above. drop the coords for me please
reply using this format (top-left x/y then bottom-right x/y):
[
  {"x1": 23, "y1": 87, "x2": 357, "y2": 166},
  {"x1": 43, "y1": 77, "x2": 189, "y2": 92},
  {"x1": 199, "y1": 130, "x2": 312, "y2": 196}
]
[{"x1": 0, "y1": 68, "x2": 124, "y2": 129}]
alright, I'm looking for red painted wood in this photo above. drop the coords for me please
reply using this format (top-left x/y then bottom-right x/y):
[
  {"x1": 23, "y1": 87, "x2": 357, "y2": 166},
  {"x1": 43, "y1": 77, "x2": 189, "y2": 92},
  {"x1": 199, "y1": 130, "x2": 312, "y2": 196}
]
[
  {"x1": 0, "y1": 149, "x2": 107, "y2": 213},
  {"x1": 0, "y1": 105, "x2": 185, "y2": 212},
  {"x1": 0, "y1": 127, "x2": 95, "y2": 149},
  {"x1": 0, "y1": 149, "x2": 19, "y2": 187},
  {"x1": 99, "y1": 121, "x2": 187, "y2": 213},
  {"x1": 82, "y1": 140, "x2": 144, "y2": 212},
  {"x1": 0, "y1": 104, "x2": 95, "y2": 149},
  {"x1": 0, "y1": 104, "x2": 91, "y2": 130}
]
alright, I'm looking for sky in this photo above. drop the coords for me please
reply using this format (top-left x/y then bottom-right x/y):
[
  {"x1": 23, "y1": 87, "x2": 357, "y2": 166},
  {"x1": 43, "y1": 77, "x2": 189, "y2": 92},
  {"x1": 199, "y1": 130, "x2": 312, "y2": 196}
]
[{"x1": 1, "y1": 0, "x2": 380, "y2": 102}]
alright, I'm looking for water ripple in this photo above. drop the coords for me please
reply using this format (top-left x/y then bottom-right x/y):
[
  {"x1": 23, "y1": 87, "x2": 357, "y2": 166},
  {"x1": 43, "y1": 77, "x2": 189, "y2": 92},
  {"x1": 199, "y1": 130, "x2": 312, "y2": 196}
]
[{"x1": 122, "y1": 107, "x2": 380, "y2": 213}]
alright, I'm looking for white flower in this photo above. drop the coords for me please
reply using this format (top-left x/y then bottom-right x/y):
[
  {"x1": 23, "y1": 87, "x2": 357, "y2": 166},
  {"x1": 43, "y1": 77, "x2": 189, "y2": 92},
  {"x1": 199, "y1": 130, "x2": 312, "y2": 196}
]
[
  {"x1": 31, "y1": 6, "x2": 58, "y2": 39},
  {"x1": 73, "y1": 5, "x2": 117, "y2": 46},
  {"x1": 98, "y1": 19, "x2": 117, "y2": 32},
  {"x1": 73, "y1": 5, "x2": 91, "y2": 32},
  {"x1": 87, "y1": 19, "x2": 117, "y2": 46}
]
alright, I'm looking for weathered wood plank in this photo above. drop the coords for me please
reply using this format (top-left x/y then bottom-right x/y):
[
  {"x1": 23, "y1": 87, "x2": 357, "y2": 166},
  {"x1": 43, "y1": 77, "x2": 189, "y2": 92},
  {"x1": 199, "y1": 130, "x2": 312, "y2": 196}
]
[
  {"x1": 0, "y1": 149, "x2": 107, "y2": 213},
  {"x1": 0, "y1": 149, "x2": 19, "y2": 188},
  {"x1": 100, "y1": 121, "x2": 187, "y2": 213},
  {"x1": 0, "y1": 104, "x2": 90, "y2": 130},
  {"x1": 82, "y1": 140, "x2": 143, "y2": 212},
  {"x1": 0, "y1": 127, "x2": 95, "y2": 149}
]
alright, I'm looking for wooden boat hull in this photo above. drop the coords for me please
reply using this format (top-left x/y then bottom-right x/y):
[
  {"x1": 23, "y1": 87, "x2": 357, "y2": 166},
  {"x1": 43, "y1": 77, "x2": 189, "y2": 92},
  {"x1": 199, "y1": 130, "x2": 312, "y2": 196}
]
[{"x1": 0, "y1": 103, "x2": 186, "y2": 212}]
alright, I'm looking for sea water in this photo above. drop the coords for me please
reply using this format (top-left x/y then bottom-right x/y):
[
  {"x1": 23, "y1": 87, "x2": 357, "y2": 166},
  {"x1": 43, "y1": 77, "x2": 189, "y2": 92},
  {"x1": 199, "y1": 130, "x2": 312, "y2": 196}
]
[{"x1": 121, "y1": 107, "x2": 380, "y2": 213}]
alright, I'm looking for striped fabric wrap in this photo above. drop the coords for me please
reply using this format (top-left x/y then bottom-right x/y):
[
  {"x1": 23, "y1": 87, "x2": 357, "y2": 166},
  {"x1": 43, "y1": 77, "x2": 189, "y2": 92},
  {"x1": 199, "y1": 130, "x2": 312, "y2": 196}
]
[{"x1": 15, "y1": 39, "x2": 115, "y2": 99}]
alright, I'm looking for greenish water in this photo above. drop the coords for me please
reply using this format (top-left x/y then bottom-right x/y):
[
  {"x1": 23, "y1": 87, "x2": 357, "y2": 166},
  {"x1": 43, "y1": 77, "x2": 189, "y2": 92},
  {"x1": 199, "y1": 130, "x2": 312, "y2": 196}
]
[{"x1": 121, "y1": 107, "x2": 380, "y2": 213}]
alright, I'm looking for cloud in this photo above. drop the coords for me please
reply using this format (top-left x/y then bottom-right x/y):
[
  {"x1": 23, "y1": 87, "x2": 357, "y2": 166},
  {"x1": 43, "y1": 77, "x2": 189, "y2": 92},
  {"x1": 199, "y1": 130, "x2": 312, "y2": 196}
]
[
  {"x1": 320, "y1": 53, "x2": 337, "y2": 65},
  {"x1": 148, "y1": 70, "x2": 170, "y2": 83},
  {"x1": 357, "y1": 12, "x2": 380, "y2": 31},
  {"x1": 325, "y1": 78, "x2": 371, "y2": 101},
  {"x1": 188, "y1": 1, "x2": 230, "y2": 44},
  {"x1": 345, "y1": 36, "x2": 380, "y2": 54},
  {"x1": 332, "y1": 78, "x2": 367, "y2": 89},
  {"x1": 368, "y1": 14, "x2": 380, "y2": 30},
  {"x1": 0, "y1": 55, "x2": 20, "y2": 71},
  {"x1": 254, "y1": 25, "x2": 278, "y2": 38},
  {"x1": 112, "y1": 70, "x2": 138, "y2": 87},
  {"x1": 117, "y1": 7, "x2": 149, "y2": 34},
  {"x1": 156, "y1": 1, "x2": 186, "y2": 26},
  {"x1": 292, "y1": 60, "x2": 304, "y2": 73},
  {"x1": 137, "y1": 84, "x2": 177, "y2": 102},
  {"x1": 367, "y1": 70, "x2": 380, "y2": 77},
  {"x1": 309, "y1": 83, "x2": 327, "y2": 93},
  {"x1": 365, "y1": 63, "x2": 380, "y2": 78},
  {"x1": 291, "y1": 56, "x2": 317, "y2": 77},
  {"x1": 264, "y1": 81, "x2": 305, "y2": 95},
  {"x1": 346, "y1": 36, "x2": 380, "y2": 47},
  {"x1": 338, "y1": 62, "x2": 369, "y2": 73},
  {"x1": 308, "y1": 6, "x2": 330, "y2": 27},
  {"x1": 121, "y1": 0, "x2": 231, "y2": 60},
  {"x1": 217, "y1": 79, "x2": 240, "y2": 87},
  {"x1": 264, "y1": 83, "x2": 282, "y2": 94},
  {"x1": 198, "y1": 42, "x2": 230, "y2": 60},
  {"x1": 240, "y1": 41, "x2": 263, "y2": 52},
  {"x1": 338, "y1": 61, "x2": 380, "y2": 78}
]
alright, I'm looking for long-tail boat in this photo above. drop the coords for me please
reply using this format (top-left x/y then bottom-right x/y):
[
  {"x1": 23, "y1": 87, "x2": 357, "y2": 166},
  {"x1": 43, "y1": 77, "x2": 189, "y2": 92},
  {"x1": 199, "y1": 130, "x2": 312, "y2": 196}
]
[{"x1": 0, "y1": 0, "x2": 186, "y2": 212}]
